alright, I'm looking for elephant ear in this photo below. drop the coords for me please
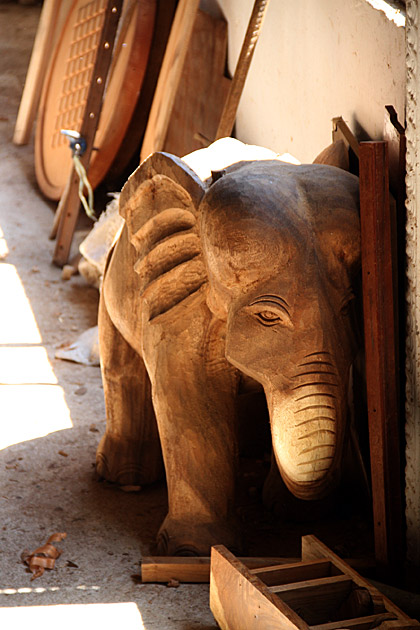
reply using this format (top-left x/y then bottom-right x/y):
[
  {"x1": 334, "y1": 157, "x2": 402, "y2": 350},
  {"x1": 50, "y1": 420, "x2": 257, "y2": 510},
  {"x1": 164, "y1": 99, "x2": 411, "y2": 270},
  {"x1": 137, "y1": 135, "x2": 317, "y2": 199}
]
[
  {"x1": 119, "y1": 152, "x2": 208, "y2": 322},
  {"x1": 312, "y1": 139, "x2": 350, "y2": 171}
]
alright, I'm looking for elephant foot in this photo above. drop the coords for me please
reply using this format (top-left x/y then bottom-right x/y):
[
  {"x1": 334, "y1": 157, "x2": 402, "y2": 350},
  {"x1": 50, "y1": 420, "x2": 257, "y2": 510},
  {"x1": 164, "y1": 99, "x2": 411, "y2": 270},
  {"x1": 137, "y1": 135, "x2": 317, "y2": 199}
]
[
  {"x1": 96, "y1": 432, "x2": 164, "y2": 486},
  {"x1": 155, "y1": 516, "x2": 242, "y2": 556}
]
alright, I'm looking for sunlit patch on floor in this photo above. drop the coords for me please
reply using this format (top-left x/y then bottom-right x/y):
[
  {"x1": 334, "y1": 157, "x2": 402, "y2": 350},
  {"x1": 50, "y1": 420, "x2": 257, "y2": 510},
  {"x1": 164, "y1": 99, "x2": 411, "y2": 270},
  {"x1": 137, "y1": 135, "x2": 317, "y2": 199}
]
[
  {"x1": 0, "y1": 251, "x2": 73, "y2": 450},
  {"x1": 0, "y1": 602, "x2": 145, "y2": 628}
]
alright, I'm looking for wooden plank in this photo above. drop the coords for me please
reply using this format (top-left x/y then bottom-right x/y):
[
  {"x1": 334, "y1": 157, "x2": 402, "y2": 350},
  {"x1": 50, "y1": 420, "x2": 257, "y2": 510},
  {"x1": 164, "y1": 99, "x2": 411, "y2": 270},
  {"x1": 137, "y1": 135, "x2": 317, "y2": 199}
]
[
  {"x1": 215, "y1": 0, "x2": 271, "y2": 140},
  {"x1": 139, "y1": 0, "x2": 200, "y2": 162},
  {"x1": 53, "y1": 0, "x2": 123, "y2": 267},
  {"x1": 301, "y1": 536, "x2": 411, "y2": 623},
  {"x1": 13, "y1": 0, "x2": 67, "y2": 145},
  {"x1": 332, "y1": 116, "x2": 360, "y2": 158},
  {"x1": 251, "y1": 559, "x2": 335, "y2": 587},
  {"x1": 163, "y1": 9, "x2": 231, "y2": 156},
  {"x1": 141, "y1": 555, "x2": 299, "y2": 583},
  {"x1": 270, "y1": 575, "x2": 353, "y2": 625},
  {"x1": 210, "y1": 545, "x2": 310, "y2": 630},
  {"x1": 310, "y1": 613, "x2": 396, "y2": 630},
  {"x1": 358, "y1": 142, "x2": 404, "y2": 576},
  {"x1": 383, "y1": 105, "x2": 406, "y2": 211},
  {"x1": 383, "y1": 107, "x2": 406, "y2": 444}
]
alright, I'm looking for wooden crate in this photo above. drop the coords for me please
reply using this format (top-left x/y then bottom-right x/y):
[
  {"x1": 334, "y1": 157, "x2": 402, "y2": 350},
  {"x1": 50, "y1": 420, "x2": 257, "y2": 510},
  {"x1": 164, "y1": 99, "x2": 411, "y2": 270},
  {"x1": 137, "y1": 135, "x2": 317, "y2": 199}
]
[{"x1": 210, "y1": 535, "x2": 419, "y2": 630}]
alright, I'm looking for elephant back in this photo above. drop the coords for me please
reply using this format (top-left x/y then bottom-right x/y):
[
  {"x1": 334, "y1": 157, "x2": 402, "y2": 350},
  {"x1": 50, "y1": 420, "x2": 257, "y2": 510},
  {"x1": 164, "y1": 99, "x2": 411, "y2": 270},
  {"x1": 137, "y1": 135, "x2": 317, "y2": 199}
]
[{"x1": 119, "y1": 152, "x2": 208, "y2": 322}]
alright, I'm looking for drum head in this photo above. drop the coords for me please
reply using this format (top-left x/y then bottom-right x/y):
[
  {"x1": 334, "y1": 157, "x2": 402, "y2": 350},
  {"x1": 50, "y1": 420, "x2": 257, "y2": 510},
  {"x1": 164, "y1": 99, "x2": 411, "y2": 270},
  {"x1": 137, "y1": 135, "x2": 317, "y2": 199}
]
[{"x1": 35, "y1": 0, "x2": 156, "y2": 200}]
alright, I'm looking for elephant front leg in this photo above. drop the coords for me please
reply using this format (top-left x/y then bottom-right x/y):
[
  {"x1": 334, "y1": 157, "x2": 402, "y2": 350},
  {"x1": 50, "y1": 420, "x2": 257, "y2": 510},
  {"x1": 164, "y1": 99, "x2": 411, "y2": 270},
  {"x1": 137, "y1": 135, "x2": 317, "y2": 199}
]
[
  {"x1": 96, "y1": 295, "x2": 164, "y2": 485},
  {"x1": 144, "y1": 309, "x2": 240, "y2": 556}
]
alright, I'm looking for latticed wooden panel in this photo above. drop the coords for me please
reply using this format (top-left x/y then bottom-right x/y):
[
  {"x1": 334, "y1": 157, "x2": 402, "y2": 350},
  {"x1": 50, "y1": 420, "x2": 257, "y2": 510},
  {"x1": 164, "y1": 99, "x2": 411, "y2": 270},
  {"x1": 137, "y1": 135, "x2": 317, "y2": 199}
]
[
  {"x1": 35, "y1": 0, "x2": 156, "y2": 200},
  {"x1": 52, "y1": 0, "x2": 107, "y2": 150}
]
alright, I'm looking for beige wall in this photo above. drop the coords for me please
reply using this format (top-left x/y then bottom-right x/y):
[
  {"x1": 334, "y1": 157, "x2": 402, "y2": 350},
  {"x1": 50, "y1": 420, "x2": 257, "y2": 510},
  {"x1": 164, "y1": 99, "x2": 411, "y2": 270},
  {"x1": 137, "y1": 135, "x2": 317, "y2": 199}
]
[{"x1": 216, "y1": 0, "x2": 405, "y2": 163}]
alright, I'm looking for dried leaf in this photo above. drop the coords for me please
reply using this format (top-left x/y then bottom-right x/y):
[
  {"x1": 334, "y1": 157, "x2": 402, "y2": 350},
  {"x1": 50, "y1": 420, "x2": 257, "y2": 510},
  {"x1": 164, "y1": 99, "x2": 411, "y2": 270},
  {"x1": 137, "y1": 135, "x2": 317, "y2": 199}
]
[
  {"x1": 47, "y1": 532, "x2": 67, "y2": 544},
  {"x1": 66, "y1": 560, "x2": 79, "y2": 568},
  {"x1": 22, "y1": 533, "x2": 67, "y2": 580}
]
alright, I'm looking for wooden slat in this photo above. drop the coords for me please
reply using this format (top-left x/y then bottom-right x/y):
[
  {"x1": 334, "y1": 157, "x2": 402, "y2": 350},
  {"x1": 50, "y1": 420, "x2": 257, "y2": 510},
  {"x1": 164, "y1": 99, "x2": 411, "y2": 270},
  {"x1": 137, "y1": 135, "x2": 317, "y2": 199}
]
[
  {"x1": 251, "y1": 559, "x2": 336, "y2": 587},
  {"x1": 358, "y1": 141, "x2": 404, "y2": 576},
  {"x1": 141, "y1": 555, "x2": 299, "y2": 583},
  {"x1": 163, "y1": 9, "x2": 231, "y2": 156},
  {"x1": 210, "y1": 545, "x2": 310, "y2": 630},
  {"x1": 13, "y1": 0, "x2": 67, "y2": 145},
  {"x1": 332, "y1": 116, "x2": 360, "y2": 158},
  {"x1": 139, "y1": 0, "x2": 200, "y2": 162},
  {"x1": 270, "y1": 575, "x2": 353, "y2": 625},
  {"x1": 310, "y1": 613, "x2": 396, "y2": 630},
  {"x1": 383, "y1": 105, "x2": 406, "y2": 211},
  {"x1": 53, "y1": 0, "x2": 123, "y2": 267},
  {"x1": 301, "y1": 536, "x2": 411, "y2": 622},
  {"x1": 215, "y1": 0, "x2": 271, "y2": 140}
]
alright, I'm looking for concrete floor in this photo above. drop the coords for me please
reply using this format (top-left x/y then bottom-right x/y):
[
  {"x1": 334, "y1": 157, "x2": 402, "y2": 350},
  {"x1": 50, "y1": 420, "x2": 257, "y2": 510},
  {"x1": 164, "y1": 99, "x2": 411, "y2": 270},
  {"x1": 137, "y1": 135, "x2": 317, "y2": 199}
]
[
  {"x1": 0, "y1": 3, "x2": 216, "y2": 628},
  {"x1": 0, "y1": 3, "x2": 419, "y2": 628}
]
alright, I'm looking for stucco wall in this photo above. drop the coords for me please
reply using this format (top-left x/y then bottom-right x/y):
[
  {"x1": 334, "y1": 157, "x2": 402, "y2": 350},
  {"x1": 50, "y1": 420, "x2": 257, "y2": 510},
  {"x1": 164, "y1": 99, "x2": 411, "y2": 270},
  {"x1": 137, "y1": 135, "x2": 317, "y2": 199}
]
[{"x1": 215, "y1": 0, "x2": 405, "y2": 163}]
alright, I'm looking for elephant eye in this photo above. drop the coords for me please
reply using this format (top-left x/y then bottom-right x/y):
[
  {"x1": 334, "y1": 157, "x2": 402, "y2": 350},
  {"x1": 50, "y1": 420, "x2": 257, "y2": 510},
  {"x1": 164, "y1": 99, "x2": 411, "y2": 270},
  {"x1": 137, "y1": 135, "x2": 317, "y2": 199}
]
[
  {"x1": 247, "y1": 297, "x2": 293, "y2": 329},
  {"x1": 257, "y1": 310, "x2": 282, "y2": 325}
]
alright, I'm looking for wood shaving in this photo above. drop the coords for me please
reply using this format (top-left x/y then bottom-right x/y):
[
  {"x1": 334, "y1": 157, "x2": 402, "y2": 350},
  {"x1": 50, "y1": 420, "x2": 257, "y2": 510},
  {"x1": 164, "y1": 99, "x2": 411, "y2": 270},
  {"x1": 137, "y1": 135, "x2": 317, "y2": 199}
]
[{"x1": 21, "y1": 532, "x2": 67, "y2": 580}]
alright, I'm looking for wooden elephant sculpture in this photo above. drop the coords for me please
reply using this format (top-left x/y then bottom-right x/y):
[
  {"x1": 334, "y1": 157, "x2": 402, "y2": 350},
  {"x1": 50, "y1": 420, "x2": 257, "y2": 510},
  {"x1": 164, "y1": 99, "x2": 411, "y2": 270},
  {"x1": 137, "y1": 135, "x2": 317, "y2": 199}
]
[{"x1": 96, "y1": 140, "x2": 361, "y2": 555}]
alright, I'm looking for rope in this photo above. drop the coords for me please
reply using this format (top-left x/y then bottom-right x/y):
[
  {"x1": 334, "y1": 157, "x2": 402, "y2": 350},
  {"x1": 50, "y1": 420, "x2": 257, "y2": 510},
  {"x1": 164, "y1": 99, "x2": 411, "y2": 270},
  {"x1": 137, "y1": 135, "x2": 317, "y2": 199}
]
[{"x1": 73, "y1": 154, "x2": 96, "y2": 222}]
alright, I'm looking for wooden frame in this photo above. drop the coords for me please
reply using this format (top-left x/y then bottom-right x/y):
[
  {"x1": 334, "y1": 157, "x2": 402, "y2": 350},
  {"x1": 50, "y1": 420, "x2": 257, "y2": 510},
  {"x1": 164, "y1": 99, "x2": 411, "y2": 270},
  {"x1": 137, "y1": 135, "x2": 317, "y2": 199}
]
[
  {"x1": 52, "y1": 0, "x2": 123, "y2": 267},
  {"x1": 330, "y1": 120, "x2": 404, "y2": 575},
  {"x1": 210, "y1": 536, "x2": 419, "y2": 630},
  {"x1": 359, "y1": 141, "x2": 404, "y2": 575}
]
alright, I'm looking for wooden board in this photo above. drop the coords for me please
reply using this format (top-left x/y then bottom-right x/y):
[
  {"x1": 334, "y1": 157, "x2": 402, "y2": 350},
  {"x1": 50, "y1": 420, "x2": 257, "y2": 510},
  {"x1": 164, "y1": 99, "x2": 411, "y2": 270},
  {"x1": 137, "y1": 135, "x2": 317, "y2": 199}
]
[
  {"x1": 139, "y1": 0, "x2": 200, "y2": 162},
  {"x1": 163, "y1": 9, "x2": 231, "y2": 156},
  {"x1": 13, "y1": 0, "x2": 68, "y2": 145},
  {"x1": 332, "y1": 116, "x2": 359, "y2": 159},
  {"x1": 383, "y1": 106, "x2": 406, "y2": 211},
  {"x1": 141, "y1": 555, "x2": 299, "y2": 583},
  {"x1": 358, "y1": 142, "x2": 404, "y2": 575},
  {"x1": 215, "y1": 0, "x2": 271, "y2": 140},
  {"x1": 35, "y1": 0, "x2": 156, "y2": 200}
]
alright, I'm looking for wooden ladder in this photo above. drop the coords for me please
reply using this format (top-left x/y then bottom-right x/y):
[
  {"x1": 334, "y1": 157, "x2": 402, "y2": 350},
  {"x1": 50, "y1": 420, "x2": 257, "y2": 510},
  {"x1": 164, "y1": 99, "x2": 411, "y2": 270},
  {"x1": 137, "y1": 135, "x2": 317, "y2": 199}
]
[{"x1": 210, "y1": 535, "x2": 419, "y2": 630}]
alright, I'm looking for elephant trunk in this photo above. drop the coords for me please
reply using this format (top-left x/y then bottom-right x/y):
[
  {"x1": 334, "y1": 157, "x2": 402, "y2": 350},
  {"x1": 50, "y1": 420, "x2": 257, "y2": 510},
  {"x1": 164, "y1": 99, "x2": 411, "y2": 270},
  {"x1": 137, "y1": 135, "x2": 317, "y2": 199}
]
[{"x1": 267, "y1": 351, "x2": 346, "y2": 501}]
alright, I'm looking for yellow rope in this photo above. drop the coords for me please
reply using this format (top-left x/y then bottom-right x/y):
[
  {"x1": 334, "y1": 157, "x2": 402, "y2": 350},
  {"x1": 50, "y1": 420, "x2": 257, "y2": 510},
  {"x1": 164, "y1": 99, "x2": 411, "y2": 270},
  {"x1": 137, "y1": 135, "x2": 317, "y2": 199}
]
[{"x1": 73, "y1": 154, "x2": 96, "y2": 222}]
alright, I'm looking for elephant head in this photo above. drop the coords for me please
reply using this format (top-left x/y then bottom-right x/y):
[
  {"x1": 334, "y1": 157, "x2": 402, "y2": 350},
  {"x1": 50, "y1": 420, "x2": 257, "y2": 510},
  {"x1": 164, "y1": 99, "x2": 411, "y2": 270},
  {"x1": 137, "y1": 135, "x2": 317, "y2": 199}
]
[
  {"x1": 118, "y1": 146, "x2": 360, "y2": 505},
  {"x1": 200, "y1": 160, "x2": 360, "y2": 500}
]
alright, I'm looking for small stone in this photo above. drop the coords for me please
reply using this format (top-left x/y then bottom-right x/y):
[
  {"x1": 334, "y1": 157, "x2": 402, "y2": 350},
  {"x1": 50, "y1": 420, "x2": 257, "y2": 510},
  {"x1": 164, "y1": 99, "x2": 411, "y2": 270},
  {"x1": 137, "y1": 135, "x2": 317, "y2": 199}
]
[
  {"x1": 61, "y1": 265, "x2": 76, "y2": 281},
  {"x1": 75, "y1": 387, "x2": 87, "y2": 396}
]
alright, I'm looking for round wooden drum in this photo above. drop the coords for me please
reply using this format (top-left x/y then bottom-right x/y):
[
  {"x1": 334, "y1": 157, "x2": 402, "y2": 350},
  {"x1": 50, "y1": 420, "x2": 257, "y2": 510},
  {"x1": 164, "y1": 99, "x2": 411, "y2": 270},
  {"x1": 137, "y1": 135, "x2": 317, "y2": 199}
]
[{"x1": 35, "y1": 0, "x2": 156, "y2": 200}]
